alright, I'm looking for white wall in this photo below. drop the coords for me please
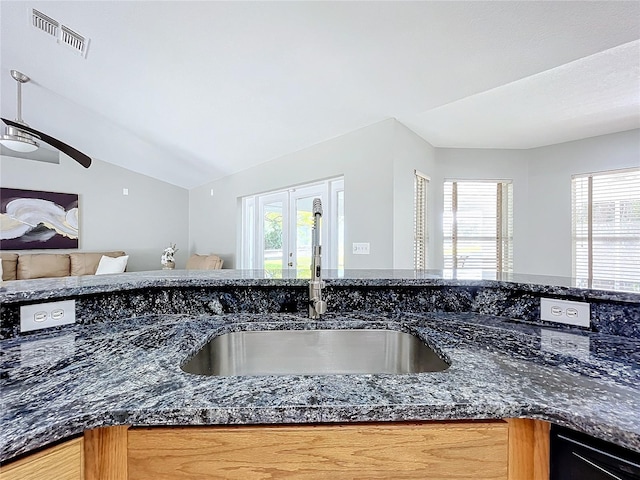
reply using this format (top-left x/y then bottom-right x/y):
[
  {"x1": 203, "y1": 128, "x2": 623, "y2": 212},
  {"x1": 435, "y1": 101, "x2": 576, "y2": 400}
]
[
  {"x1": 431, "y1": 129, "x2": 639, "y2": 277},
  {"x1": 524, "y1": 129, "x2": 640, "y2": 277},
  {"x1": 391, "y1": 121, "x2": 437, "y2": 269},
  {"x1": 190, "y1": 121, "x2": 638, "y2": 276},
  {"x1": 0, "y1": 153, "x2": 189, "y2": 271},
  {"x1": 189, "y1": 119, "x2": 435, "y2": 269},
  {"x1": 4, "y1": 124, "x2": 631, "y2": 276}
]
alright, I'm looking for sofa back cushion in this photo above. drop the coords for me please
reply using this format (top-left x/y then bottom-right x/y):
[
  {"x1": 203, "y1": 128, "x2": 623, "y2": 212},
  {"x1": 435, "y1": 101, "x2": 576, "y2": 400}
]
[
  {"x1": 186, "y1": 254, "x2": 224, "y2": 270},
  {"x1": 70, "y1": 251, "x2": 127, "y2": 276},
  {"x1": 17, "y1": 254, "x2": 71, "y2": 280},
  {"x1": 0, "y1": 253, "x2": 19, "y2": 281}
]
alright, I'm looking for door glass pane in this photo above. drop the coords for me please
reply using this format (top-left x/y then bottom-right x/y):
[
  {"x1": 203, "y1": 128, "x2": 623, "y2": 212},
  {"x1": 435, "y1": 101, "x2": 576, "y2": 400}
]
[
  {"x1": 263, "y1": 202, "x2": 283, "y2": 277},
  {"x1": 241, "y1": 177, "x2": 343, "y2": 274},
  {"x1": 337, "y1": 190, "x2": 344, "y2": 270},
  {"x1": 295, "y1": 196, "x2": 314, "y2": 278}
]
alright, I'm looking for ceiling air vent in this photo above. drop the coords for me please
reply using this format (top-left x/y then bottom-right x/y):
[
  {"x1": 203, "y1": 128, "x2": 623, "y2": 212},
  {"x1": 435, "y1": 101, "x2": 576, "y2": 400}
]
[
  {"x1": 32, "y1": 9, "x2": 58, "y2": 37},
  {"x1": 29, "y1": 9, "x2": 90, "y2": 58},
  {"x1": 59, "y1": 25, "x2": 89, "y2": 57}
]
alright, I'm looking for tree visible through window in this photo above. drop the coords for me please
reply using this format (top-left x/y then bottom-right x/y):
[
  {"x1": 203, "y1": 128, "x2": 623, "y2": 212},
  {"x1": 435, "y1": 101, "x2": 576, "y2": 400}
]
[
  {"x1": 443, "y1": 180, "x2": 513, "y2": 276},
  {"x1": 572, "y1": 168, "x2": 640, "y2": 292}
]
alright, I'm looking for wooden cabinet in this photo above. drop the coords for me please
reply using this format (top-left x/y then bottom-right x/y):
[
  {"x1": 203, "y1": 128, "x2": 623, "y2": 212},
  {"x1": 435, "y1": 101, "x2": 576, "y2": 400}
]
[
  {"x1": 0, "y1": 437, "x2": 84, "y2": 480},
  {"x1": 85, "y1": 426, "x2": 128, "y2": 480},
  {"x1": 127, "y1": 421, "x2": 510, "y2": 480},
  {"x1": 3, "y1": 419, "x2": 549, "y2": 480}
]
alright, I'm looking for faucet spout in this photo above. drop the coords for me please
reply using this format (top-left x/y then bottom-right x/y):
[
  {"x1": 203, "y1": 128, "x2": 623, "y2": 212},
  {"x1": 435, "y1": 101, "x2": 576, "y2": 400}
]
[{"x1": 309, "y1": 198, "x2": 326, "y2": 318}]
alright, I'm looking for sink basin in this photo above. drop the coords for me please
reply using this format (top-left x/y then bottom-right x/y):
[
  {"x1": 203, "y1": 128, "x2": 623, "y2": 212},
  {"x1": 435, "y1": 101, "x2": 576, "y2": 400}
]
[{"x1": 181, "y1": 329, "x2": 449, "y2": 376}]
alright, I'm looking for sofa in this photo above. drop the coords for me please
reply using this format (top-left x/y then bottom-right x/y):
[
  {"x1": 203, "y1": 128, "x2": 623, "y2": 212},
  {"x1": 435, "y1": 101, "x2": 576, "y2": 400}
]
[
  {"x1": 185, "y1": 254, "x2": 224, "y2": 270},
  {"x1": 0, "y1": 251, "x2": 126, "y2": 281}
]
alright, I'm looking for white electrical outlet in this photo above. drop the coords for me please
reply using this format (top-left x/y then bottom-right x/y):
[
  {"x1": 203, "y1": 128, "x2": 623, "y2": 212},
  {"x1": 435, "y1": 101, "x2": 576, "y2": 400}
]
[
  {"x1": 352, "y1": 242, "x2": 370, "y2": 255},
  {"x1": 20, "y1": 299, "x2": 76, "y2": 333},
  {"x1": 540, "y1": 298, "x2": 590, "y2": 328},
  {"x1": 540, "y1": 329, "x2": 590, "y2": 361}
]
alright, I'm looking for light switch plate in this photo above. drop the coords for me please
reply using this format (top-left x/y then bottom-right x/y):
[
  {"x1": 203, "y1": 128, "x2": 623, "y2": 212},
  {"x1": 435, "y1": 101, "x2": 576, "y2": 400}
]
[
  {"x1": 540, "y1": 298, "x2": 590, "y2": 328},
  {"x1": 352, "y1": 242, "x2": 370, "y2": 254},
  {"x1": 20, "y1": 299, "x2": 76, "y2": 333}
]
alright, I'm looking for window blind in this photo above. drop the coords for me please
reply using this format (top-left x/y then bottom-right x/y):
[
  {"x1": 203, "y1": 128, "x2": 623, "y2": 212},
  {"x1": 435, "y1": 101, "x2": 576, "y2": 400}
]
[
  {"x1": 414, "y1": 171, "x2": 429, "y2": 269},
  {"x1": 444, "y1": 180, "x2": 513, "y2": 274},
  {"x1": 572, "y1": 168, "x2": 640, "y2": 292}
]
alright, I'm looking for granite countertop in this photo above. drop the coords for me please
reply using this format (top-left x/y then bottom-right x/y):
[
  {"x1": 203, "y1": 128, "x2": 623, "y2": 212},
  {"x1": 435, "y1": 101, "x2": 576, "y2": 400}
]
[
  {"x1": 2, "y1": 269, "x2": 638, "y2": 304},
  {"x1": 1, "y1": 310, "x2": 639, "y2": 463}
]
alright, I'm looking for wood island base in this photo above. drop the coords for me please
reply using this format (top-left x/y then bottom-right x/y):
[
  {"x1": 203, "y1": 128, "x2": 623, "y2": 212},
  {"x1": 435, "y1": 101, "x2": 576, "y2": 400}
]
[{"x1": 1, "y1": 419, "x2": 550, "y2": 480}]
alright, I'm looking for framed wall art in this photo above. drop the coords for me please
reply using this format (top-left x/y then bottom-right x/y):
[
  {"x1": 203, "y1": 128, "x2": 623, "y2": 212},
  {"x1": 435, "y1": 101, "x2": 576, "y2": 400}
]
[{"x1": 0, "y1": 188, "x2": 79, "y2": 250}]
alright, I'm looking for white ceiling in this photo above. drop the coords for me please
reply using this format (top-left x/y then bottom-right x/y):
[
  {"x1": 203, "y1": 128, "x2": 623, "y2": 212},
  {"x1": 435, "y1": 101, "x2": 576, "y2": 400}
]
[{"x1": 1, "y1": 1, "x2": 639, "y2": 189}]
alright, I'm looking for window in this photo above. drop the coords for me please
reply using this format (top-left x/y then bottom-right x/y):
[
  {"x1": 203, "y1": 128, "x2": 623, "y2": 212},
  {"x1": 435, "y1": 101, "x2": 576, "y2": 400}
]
[
  {"x1": 572, "y1": 168, "x2": 640, "y2": 292},
  {"x1": 443, "y1": 180, "x2": 513, "y2": 276},
  {"x1": 241, "y1": 177, "x2": 344, "y2": 277},
  {"x1": 414, "y1": 171, "x2": 429, "y2": 269}
]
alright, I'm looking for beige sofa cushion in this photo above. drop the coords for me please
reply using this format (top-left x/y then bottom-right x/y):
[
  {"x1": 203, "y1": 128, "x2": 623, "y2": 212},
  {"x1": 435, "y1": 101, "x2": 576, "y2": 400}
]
[
  {"x1": 17, "y1": 254, "x2": 71, "y2": 280},
  {"x1": 0, "y1": 253, "x2": 19, "y2": 281},
  {"x1": 70, "y1": 251, "x2": 126, "y2": 276},
  {"x1": 186, "y1": 254, "x2": 224, "y2": 270}
]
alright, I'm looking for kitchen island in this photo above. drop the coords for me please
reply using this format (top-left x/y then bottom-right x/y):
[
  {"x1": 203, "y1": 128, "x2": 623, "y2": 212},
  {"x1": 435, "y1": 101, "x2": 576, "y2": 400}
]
[{"x1": 1, "y1": 270, "x2": 639, "y2": 478}]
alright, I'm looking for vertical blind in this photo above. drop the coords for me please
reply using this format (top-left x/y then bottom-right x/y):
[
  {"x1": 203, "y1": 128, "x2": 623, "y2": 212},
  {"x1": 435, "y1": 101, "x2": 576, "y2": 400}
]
[
  {"x1": 443, "y1": 180, "x2": 513, "y2": 273},
  {"x1": 572, "y1": 168, "x2": 640, "y2": 292},
  {"x1": 414, "y1": 171, "x2": 429, "y2": 269}
]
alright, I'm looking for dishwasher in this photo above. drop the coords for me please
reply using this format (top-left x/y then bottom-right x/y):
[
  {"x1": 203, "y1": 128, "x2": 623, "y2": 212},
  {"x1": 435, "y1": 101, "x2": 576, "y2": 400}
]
[{"x1": 550, "y1": 424, "x2": 640, "y2": 480}]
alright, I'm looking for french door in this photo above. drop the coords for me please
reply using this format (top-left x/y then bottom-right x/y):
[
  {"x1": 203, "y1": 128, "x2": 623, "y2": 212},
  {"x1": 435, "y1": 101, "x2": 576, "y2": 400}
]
[{"x1": 242, "y1": 178, "x2": 343, "y2": 277}]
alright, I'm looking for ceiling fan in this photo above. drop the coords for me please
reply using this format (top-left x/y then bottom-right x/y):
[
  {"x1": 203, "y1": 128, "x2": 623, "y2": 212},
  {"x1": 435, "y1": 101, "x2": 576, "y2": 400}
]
[{"x1": 1, "y1": 69, "x2": 92, "y2": 168}]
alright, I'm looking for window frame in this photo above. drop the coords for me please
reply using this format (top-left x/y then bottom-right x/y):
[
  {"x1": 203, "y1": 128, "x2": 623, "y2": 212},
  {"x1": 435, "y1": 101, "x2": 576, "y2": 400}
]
[
  {"x1": 443, "y1": 178, "x2": 513, "y2": 276},
  {"x1": 240, "y1": 177, "x2": 344, "y2": 273},
  {"x1": 414, "y1": 170, "x2": 429, "y2": 270},
  {"x1": 571, "y1": 167, "x2": 640, "y2": 292}
]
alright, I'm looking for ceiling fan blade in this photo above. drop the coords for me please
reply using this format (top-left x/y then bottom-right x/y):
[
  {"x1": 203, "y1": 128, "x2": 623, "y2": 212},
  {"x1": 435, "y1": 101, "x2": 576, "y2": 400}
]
[{"x1": 1, "y1": 118, "x2": 92, "y2": 168}]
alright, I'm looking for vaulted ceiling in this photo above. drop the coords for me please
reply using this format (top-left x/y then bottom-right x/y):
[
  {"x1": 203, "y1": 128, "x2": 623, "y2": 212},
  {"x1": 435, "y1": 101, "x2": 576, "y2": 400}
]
[{"x1": 1, "y1": 1, "x2": 639, "y2": 188}]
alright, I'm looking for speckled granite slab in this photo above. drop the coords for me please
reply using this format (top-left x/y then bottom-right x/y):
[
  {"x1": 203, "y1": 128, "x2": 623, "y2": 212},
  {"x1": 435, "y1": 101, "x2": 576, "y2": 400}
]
[
  {"x1": 1, "y1": 311, "x2": 639, "y2": 462},
  {"x1": 2, "y1": 269, "x2": 639, "y2": 303},
  {"x1": 2, "y1": 270, "x2": 639, "y2": 339}
]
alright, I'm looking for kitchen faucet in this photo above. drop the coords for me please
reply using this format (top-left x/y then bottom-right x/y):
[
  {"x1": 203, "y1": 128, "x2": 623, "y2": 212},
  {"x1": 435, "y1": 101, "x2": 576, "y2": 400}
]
[{"x1": 309, "y1": 198, "x2": 327, "y2": 318}]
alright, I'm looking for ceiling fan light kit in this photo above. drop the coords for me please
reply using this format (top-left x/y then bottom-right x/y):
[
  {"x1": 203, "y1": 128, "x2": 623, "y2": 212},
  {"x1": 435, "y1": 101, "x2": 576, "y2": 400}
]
[
  {"x1": 0, "y1": 126, "x2": 39, "y2": 153},
  {"x1": 1, "y1": 69, "x2": 92, "y2": 168}
]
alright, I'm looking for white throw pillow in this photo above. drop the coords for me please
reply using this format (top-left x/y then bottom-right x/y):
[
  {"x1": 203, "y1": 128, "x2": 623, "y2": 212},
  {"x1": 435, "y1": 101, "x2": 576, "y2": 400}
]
[{"x1": 95, "y1": 255, "x2": 129, "y2": 275}]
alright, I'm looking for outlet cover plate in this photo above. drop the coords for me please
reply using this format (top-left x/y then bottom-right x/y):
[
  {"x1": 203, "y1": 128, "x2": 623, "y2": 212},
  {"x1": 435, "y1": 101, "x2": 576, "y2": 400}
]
[
  {"x1": 540, "y1": 297, "x2": 590, "y2": 328},
  {"x1": 540, "y1": 329, "x2": 590, "y2": 361},
  {"x1": 20, "y1": 299, "x2": 76, "y2": 333}
]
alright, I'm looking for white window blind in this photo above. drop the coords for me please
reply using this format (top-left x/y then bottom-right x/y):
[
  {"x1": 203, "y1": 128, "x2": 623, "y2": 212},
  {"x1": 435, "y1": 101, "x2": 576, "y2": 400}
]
[
  {"x1": 572, "y1": 168, "x2": 640, "y2": 292},
  {"x1": 414, "y1": 171, "x2": 429, "y2": 269},
  {"x1": 443, "y1": 180, "x2": 513, "y2": 274}
]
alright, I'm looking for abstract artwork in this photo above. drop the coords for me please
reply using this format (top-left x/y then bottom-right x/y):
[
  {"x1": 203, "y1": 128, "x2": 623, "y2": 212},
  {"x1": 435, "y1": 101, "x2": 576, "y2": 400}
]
[{"x1": 0, "y1": 188, "x2": 79, "y2": 250}]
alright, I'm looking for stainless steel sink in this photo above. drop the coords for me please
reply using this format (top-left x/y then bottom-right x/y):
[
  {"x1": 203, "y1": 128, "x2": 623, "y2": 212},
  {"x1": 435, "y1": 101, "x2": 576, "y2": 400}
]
[{"x1": 181, "y1": 329, "x2": 449, "y2": 376}]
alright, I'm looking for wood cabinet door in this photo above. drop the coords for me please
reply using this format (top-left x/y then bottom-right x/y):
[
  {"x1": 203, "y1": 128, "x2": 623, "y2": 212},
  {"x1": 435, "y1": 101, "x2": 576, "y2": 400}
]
[
  {"x1": 128, "y1": 422, "x2": 509, "y2": 480},
  {"x1": 0, "y1": 438, "x2": 84, "y2": 480}
]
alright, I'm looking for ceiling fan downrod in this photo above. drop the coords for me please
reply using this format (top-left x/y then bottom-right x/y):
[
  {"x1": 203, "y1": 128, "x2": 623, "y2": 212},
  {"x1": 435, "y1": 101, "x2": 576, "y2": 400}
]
[
  {"x1": 12, "y1": 69, "x2": 30, "y2": 124},
  {"x1": 0, "y1": 70, "x2": 39, "y2": 152}
]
